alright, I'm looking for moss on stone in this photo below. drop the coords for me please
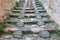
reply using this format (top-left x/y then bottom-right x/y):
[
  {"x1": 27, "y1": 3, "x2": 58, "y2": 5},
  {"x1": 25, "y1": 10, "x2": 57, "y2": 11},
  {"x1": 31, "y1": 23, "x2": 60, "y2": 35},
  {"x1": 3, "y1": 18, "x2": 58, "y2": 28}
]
[
  {"x1": 14, "y1": 1, "x2": 20, "y2": 9},
  {"x1": 55, "y1": 30, "x2": 60, "y2": 36},
  {"x1": 0, "y1": 23, "x2": 7, "y2": 30},
  {"x1": 16, "y1": 1, "x2": 20, "y2": 7}
]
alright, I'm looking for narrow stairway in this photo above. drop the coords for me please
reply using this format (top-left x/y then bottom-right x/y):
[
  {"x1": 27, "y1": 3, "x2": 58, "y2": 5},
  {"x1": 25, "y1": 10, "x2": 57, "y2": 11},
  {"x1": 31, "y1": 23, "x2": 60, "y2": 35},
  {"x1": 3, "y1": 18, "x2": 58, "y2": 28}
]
[{"x1": 0, "y1": 0, "x2": 59, "y2": 40}]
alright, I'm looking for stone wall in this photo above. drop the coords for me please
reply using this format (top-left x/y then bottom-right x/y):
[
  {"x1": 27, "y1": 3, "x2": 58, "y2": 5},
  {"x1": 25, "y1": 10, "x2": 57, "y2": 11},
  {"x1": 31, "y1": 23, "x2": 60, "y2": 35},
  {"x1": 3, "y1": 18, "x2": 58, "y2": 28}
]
[
  {"x1": 0, "y1": 0, "x2": 16, "y2": 25},
  {"x1": 40, "y1": 0, "x2": 60, "y2": 28}
]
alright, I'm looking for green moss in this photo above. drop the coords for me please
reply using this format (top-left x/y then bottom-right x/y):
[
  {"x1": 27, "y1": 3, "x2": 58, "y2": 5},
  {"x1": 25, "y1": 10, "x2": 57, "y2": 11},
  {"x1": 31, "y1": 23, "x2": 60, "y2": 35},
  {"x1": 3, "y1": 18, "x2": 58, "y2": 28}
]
[
  {"x1": 14, "y1": 6, "x2": 16, "y2": 10},
  {"x1": 37, "y1": 1, "x2": 43, "y2": 6},
  {"x1": 55, "y1": 30, "x2": 60, "y2": 36},
  {"x1": 0, "y1": 23, "x2": 7, "y2": 30},
  {"x1": 37, "y1": 1, "x2": 45, "y2": 9},
  {"x1": 13, "y1": 2, "x2": 20, "y2": 10},
  {"x1": 16, "y1": 2, "x2": 20, "y2": 7}
]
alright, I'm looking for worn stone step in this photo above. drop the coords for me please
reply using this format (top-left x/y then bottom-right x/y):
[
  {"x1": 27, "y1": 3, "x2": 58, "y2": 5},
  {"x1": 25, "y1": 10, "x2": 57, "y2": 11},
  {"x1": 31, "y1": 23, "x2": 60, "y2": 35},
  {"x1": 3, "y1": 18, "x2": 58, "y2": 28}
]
[
  {"x1": 36, "y1": 5, "x2": 42, "y2": 7},
  {"x1": 15, "y1": 7, "x2": 34, "y2": 10},
  {"x1": 25, "y1": 8, "x2": 34, "y2": 10},
  {"x1": 22, "y1": 25, "x2": 56, "y2": 32},
  {"x1": 14, "y1": 38, "x2": 22, "y2": 40},
  {"x1": 12, "y1": 10, "x2": 21, "y2": 13},
  {"x1": 6, "y1": 18, "x2": 19, "y2": 24},
  {"x1": 20, "y1": 18, "x2": 38, "y2": 23},
  {"x1": 17, "y1": 25, "x2": 40, "y2": 32},
  {"x1": 24, "y1": 13, "x2": 36, "y2": 18},
  {"x1": 4, "y1": 24, "x2": 18, "y2": 31},
  {"x1": 42, "y1": 17, "x2": 53, "y2": 22},
  {"x1": 36, "y1": 13, "x2": 41, "y2": 19},
  {"x1": 46, "y1": 22, "x2": 57, "y2": 28},
  {"x1": 15, "y1": 7, "x2": 22, "y2": 10},
  {"x1": 44, "y1": 24, "x2": 57, "y2": 30},
  {"x1": 38, "y1": 10, "x2": 46, "y2": 13},
  {"x1": 23, "y1": 25, "x2": 45, "y2": 32},
  {"x1": 40, "y1": 13, "x2": 48, "y2": 17},
  {"x1": 25, "y1": 11, "x2": 35, "y2": 13},
  {"x1": 38, "y1": 31, "x2": 50, "y2": 38},
  {"x1": 37, "y1": 7, "x2": 43, "y2": 10},
  {"x1": 16, "y1": 20, "x2": 24, "y2": 27},
  {"x1": 10, "y1": 13, "x2": 20, "y2": 17},
  {"x1": 13, "y1": 30, "x2": 23, "y2": 39},
  {"x1": 25, "y1": 10, "x2": 35, "y2": 13},
  {"x1": 18, "y1": 14, "x2": 25, "y2": 19},
  {"x1": 37, "y1": 18, "x2": 45, "y2": 26},
  {"x1": 24, "y1": 24, "x2": 39, "y2": 28},
  {"x1": 23, "y1": 34, "x2": 33, "y2": 40}
]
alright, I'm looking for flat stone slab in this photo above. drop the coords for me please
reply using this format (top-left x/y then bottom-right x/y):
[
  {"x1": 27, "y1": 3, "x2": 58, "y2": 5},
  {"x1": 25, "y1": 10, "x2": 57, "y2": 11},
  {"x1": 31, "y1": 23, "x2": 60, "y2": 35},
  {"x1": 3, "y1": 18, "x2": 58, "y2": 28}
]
[
  {"x1": 6, "y1": 18, "x2": 19, "y2": 23},
  {"x1": 17, "y1": 20, "x2": 24, "y2": 27},
  {"x1": 42, "y1": 17, "x2": 53, "y2": 22},
  {"x1": 37, "y1": 18, "x2": 45, "y2": 25},
  {"x1": 38, "y1": 10, "x2": 46, "y2": 13},
  {"x1": 40, "y1": 13, "x2": 48, "y2": 17},
  {"x1": 24, "y1": 14, "x2": 36, "y2": 17},
  {"x1": 38, "y1": 31, "x2": 50, "y2": 38},
  {"x1": 37, "y1": 7, "x2": 43, "y2": 10},
  {"x1": 25, "y1": 10, "x2": 35, "y2": 12},
  {"x1": 20, "y1": 18, "x2": 38, "y2": 23},
  {"x1": 4, "y1": 24, "x2": 18, "y2": 31},
  {"x1": 18, "y1": 14, "x2": 25, "y2": 18},
  {"x1": 10, "y1": 13, "x2": 20, "y2": 16},
  {"x1": 0, "y1": 35, "x2": 14, "y2": 40},
  {"x1": 25, "y1": 8, "x2": 34, "y2": 10},
  {"x1": 12, "y1": 10, "x2": 21, "y2": 13},
  {"x1": 13, "y1": 30, "x2": 23, "y2": 38},
  {"x1": 15, "y1": 7, "x2": 22, "y2": 10}
]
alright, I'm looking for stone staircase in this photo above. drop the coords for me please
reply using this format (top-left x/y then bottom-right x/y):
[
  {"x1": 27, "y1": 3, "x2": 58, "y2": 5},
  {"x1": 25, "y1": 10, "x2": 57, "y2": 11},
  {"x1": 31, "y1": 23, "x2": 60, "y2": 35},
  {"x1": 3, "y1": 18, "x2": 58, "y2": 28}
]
[{"x1": 0, "y1": 0, "x2": 59, "y2": 40}]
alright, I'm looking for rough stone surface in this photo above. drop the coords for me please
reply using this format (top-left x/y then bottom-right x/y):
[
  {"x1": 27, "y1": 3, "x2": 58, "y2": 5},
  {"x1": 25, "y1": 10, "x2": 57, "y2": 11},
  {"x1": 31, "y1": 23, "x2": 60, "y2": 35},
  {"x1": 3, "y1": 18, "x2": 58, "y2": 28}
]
[
  {"x1": 0, "y1": 0, "x2": 59, "y2": 40},
  {"x1": 39, "y1": 31, "x2": 50, "y2": 38},
  {"x1": 40, "y1": 0, "x2": 60, "y2": 27},
  {"x1": 0, "y1": 0, "x2": 16, "y2": 25},
  {"x1": 13, "y1": 30, "x2": 23, "y2": 38}
]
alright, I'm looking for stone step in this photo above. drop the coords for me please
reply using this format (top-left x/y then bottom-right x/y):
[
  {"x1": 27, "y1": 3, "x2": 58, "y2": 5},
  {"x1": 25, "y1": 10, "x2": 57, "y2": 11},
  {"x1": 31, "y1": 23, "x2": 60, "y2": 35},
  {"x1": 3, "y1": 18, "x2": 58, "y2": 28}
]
[
  {"x1": 25, "y1": 10, "x2": 35, "y2": 12},
  {"x1": 46, "y1": 22, "x2": 58, "y2": 28},
  {"x1": 37, "y1": 7, "x2": 43, "y2": 10},
  {"x1": 38, "y1": 31, "x2": 50, "y2": 38},
  {"x1": 6, "y1": 18, "x2": 19, "y2": 24},
  {"x1": 20, "y1": 18, "x2": 38, "y2": 23},
  {"x1": 4, "y1": 24, "x2": 18, "y2": 31},
  {"x1": 13, "y1": 30, "x2": 23, "y2": 39},
  {"x1": 15, "y1": 7, "x2": 22, "y2": 10},
  {"x1": 40, "y1": 13, "x2": 48, "y2": 17},
  {"x1": 36, "y1": 14, "x2": 41, "y2": 19},
  {"x1": 12, "y1": 10, "x2": 21, "y2": 13},
  {"x1": 23, "y1": 25, "x2": 56, "y2": 32},
  {"x1": 25, "y1": 10, "x2": 35, "y2": 13},
  {"x1": 36, "y1": 5, "x2": 42, "y2": 7},
  {"x1": 25, "y1": 12, "x2": 35, "y2": 14},
  {"x1": 37, "y1": 18, "x2": 45, "y2": 26},
  {"x1": 42, "y1": 17, "x2": 53, "y2": 22},
  {"x1": 24, "y1": 13, "x2": 36, "y2": 18},
  {"x1": 18, "y1": 14, "x2": 25, "y2": 19},
  {"x1": 16, "y1": 20, "x2": 24, "y2": 27},
  {"x1": 25, "y1": 8, "x2": 34, "y2": 10},
  {"x1": 38, "y1": 10, "x2": 46, "y2": 13},
  {"x1": 10, "y1": 13, "x2": 20, "y2": 17},
  {"x1": 24, "y1": 24, "x2": 39, "y2": 28},
  {"x1": 44, "y1": 24, "x2": 57, "y2": 30},
  {"x1": 23, "y1": 25, "x2": 45, "y2": 32}
]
